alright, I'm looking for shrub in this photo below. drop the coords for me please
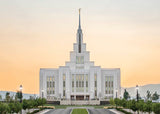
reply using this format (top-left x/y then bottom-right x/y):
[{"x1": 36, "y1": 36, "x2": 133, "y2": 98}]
[
  {"x1": 152, "y1": 103, "x2": 160, "y2": 114},
  {"x1": 116, "y1": 108, "x2": 132, "y2": 114}
]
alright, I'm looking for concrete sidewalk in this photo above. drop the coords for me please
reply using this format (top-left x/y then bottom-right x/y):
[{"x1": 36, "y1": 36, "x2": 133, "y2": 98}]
[
  {"x1": 36, "y1": 109, "x2": 51, "y2": 114},
  {"x1": 108, "y1": 109, "x2": 124, "y2": 114}
]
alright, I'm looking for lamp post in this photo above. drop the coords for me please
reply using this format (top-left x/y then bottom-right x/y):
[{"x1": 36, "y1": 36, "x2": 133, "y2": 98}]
[
  {"x1": 136, "y1": 85, "x2": 139, "y2": 114},
  {"x1": 41, "y1": 89, "x2": 44, "y2": 98},
  {"x1": 136, "y1": 85, "x2": 139, "y2": 102},
  {"x1": 19, "y1": 85, "x2": 23, "y2": 114},
  {"x1": 116, "y1": 89, "x2": 118, "y2": 108},
  {"x1": 41, "y1": 89, "x2": 44, "y2": 108}
]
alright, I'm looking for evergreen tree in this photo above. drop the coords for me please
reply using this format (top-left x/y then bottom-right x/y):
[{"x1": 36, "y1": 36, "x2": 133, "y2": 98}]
[
  {"x1": 145, "y1": 100, "x2": 152, "y2": 114},
  {"x1": 123, "y1": 89, "x2": 130, "y2": 100},
  {"x1": 0, "y1": 94, "x2": 2, "y2": 100},
  {"x1": 152, "y1": 103, "x2": 160, "y2": 114},
  {"x1": 16, "y1": 91, "x2": 23, "y2": 101},
  {"x1": 5, "y1": 92, "x2": 10, "y2": 102},
  {"x1": 109, "y1": 98, "x2": 115, "y2": 106},
  {"x1": 137, "y1": 100, "x2": 144, "y2": 113},
  {"x1": 152, "y1": 91, "x2": 159, "y2": 100},
  {"x1": 146, "y1": 90, "x2": 151, "y2": 100},
  {"x1": 131, "y1": 100, "x2": 138, "y2": 113}
]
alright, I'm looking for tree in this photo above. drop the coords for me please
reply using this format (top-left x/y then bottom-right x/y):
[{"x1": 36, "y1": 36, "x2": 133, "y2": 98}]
[
  {"x1": 22, "y1": 99, "x2": 29, "y2": 111},
  {"x1": 145, "y1": 101, "x2": 152, "y2": 114},
  {"x1": 137, "y1": 100, "x2": 144, "y2": 113},
  {"x1": 152, "y1": 91, "x2": 159, "y2": 100},
  {"x1": 123, "y1": 89, "x2": 130, "y2": 100},
  {"x1": 143, "y1": 103, "x2": 147, "y2": 113},
  {"x1": 0, "y1": 103, "x2": 9, "y2": 113},
  {"x1": 146, "y1": 90, "x2": 151, "y2": 100},
  {"x1": 29, "y1": 96, "x2": 35, "y2": 100},
  {"x1": 42, "y1": 98, "x2": 47, "y2": 107},
  {"x1": 5, "y1": 92, "x2": 10, "y2": 102},
  {"x1": 152, "y1": 103, "x2": 160, "y2": 114},
  {"x1": 14, "y1": 102, "x2": 22, "y2": 113},
  {"x1": 16, "y1": 91, "x2": 23, "y2": 101},
  {"x1": 121, "y1": 98, "x2": 127, "y2": 108},
  {"x1": 115, "y1": 98, "x2": 122, "y2": 107},
  {"x1": 126, "y1": 100, "x2": 132, "y2": 112},
  {"x1": 137, "y1": 93, "x2": 141, "y2": 100},
  {"x1": 8, "y1": 103, "x2": 16, "y2": 113},
  {"x1": 131, "y1": 100, "x2": 138, "y2": 113},
  {"x1": 0, "y1": 94, "x2": 2, "y2": 101},
  {"x1": 114, "y1": 98, "x2": 119, "y2": 108},
  {"x1": 109, "y1": 98, "x2": 115, "y2": 106}
]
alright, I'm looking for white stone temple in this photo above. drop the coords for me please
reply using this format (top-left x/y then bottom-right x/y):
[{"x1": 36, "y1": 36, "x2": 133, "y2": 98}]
[{"x1": 39, "y1": 9, "x2": 121, "y2": 103}]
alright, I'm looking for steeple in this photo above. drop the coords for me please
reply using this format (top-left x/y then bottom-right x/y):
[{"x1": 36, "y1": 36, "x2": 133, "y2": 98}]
[
  {"x1": 78, "y1": 8, "x2": 81, "y2": 29},
  {"x1": 77, "y1": 8, "x2": 83, "y2": 53}
]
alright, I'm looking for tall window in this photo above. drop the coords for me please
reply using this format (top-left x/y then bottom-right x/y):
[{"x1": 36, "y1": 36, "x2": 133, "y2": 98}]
[
  {"x1": 94, "y1": 73, "x2": 97, "y2": 98},
  {"x1": 86, "y1": 74, "x2": 88, "y2": 92},
  {"x1": 76, "y1": 56, "x2": 84, "y2": 64},
  {"x1": 53, "y1": 77, "x2": 55, "y2": 94},
  {"x1": 63, "y1": 74, "x2": 66, "y2": 98},
  {"x1": 72, "y1": 74, "x2": 74, "y2": 92},
  {"x1": 105, "y1": 76, "x2": 113, "y2": 95},
  {"x1": 47, "y1": 77, "x2": 50, "y2": 94},
  {"x1": 76, "y1": 75, "x2": 78, "y2": 92},
  {"x1": 75, "y1": 74, "x2": 85, "y2": 92},
  {"x1": 47, "y1": 76, "x2": 55, "y2": 95},
  {"x1": 82, "y1": 75, "x2": 84, "y2": 92}
]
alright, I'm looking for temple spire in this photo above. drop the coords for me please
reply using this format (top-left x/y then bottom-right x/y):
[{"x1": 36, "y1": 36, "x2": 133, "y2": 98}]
[
  {"x1": 78, "y1": 8, "x2": 81, "y2": 29},
  {"x1": 77, "y1": 8, "x2": 82, "y2": 53}
]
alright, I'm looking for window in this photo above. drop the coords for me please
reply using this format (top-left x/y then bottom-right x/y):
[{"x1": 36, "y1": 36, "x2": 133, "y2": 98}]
[
  {"x1": 47, "y1": 76, "x2": 55, "y2": 95},
  {"x1": 76, "y1": 56, "x2": 84, "y2": 64},
  {"x1": 75, "y1": 74, "x2": 86, "y2": 92},
  {"x1": 94, "y1": 73, "x2": 97, "y2": 98},
  {"x1": 86, "y1": 74, "x2": 88, "y2": 92},
  {"x1": 63, "y1": 81, "x2": 65, "y2": 87},
  {"x1": 53, "y1": 88, "x2": 55, "y2": 94},
  {"x1": 72, "y1": 75, "x2": 74, "y2": 93},
  {"x1": 63, "y1": 90, "x2": 65, "y2": 96},
  {"x1": 105, "y1": 76, "x2": 113, "y2": 95},
  {"x1": 63, "y1": 74, "x2": 66, "y2": 98},
  {"x1": 72, "y1": 81, "x2": 74, "y2": 87}
]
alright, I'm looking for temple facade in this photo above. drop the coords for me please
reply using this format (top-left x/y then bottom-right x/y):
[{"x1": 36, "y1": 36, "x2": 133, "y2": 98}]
[{"x1": 39, "y1": 10, "x2": 121, "y2": 101}]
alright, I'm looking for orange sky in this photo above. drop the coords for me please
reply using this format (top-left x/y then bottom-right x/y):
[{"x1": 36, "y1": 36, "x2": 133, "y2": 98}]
[{"x1": 0, "y1": 0, "x2": 160, "y2": 94}]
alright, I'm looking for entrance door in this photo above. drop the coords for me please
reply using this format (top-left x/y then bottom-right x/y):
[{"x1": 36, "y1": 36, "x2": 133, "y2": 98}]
[
  {"x1": 71, "y1": 95, "x2": 74, "y2": 100},
  {"x1": 76, "y1": 95, "x2": 84, "y2": 100},
  {"x1": 86, "y1": 95, "x2": 89, "y2": 100}
]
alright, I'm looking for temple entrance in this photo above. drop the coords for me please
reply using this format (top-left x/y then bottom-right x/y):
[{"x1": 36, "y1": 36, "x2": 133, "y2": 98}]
[
  {"x1": 70, "y1": 95, "x2": 90, "y2": 100},
  {"x1": 86, "y1": 95, "x2": 89, "y2": 100},
  {"x1": 71, "y1": 95, "x2": 74, "y2": 100},
  {"x1": 76, "y1": 95, "x2": 84, "y2": 100}
]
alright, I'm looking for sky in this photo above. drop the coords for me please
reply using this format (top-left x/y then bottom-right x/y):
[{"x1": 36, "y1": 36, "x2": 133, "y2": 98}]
[{"x1": 0, "y1": 0, "x2": 160, "y2": 94}]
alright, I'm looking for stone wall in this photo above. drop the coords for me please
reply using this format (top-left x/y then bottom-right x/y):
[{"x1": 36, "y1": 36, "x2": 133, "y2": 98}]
[{"x1": 60, "y1": 100, "x2": 100, "y2": 105}]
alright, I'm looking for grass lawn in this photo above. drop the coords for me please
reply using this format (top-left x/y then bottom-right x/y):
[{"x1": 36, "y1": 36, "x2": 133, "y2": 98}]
[
  {"x1": 72, "y1": 109, "x2": 88, "y2": 114},
  {"x1": 44, "y1": 104, "x2": 109, "y2": 109}
]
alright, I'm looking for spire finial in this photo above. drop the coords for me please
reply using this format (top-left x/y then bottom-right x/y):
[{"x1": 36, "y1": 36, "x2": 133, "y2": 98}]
[{"x1": 78, "y1": 8, "x2": 81, "y2": 29}]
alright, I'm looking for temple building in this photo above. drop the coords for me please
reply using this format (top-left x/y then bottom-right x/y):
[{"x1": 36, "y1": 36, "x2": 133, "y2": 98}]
[{"x1": 39, "y1": 9, "x2": 121, "y2": 103}]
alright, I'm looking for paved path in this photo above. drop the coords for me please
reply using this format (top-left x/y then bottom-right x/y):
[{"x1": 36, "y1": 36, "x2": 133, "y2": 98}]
[
  {"x1": 43, "y1": 108, "x2": 122, "y2": 114},
  {"x1": 88, "y1": 109, "x2": 116, "y2": 114},
  {"x1": 44, "y1": 109, "x2": 72, "y2": 114}
]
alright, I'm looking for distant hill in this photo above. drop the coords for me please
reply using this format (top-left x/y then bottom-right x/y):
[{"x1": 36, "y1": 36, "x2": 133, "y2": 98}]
[
  {"x1": 121, "y1": 84, "x2": 160, "y2": 99},
  {"x1": 0, "y1": 91, "x2": 38, "y2": 100}
]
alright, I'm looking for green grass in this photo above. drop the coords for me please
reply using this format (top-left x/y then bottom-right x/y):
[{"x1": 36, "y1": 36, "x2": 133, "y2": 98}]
[
  {"x1": 72, "y1": 109, "x2": 88, "y2": 114},
  {"x1": 44, "y1": 104, "x2": 109, "y2": 109}
]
